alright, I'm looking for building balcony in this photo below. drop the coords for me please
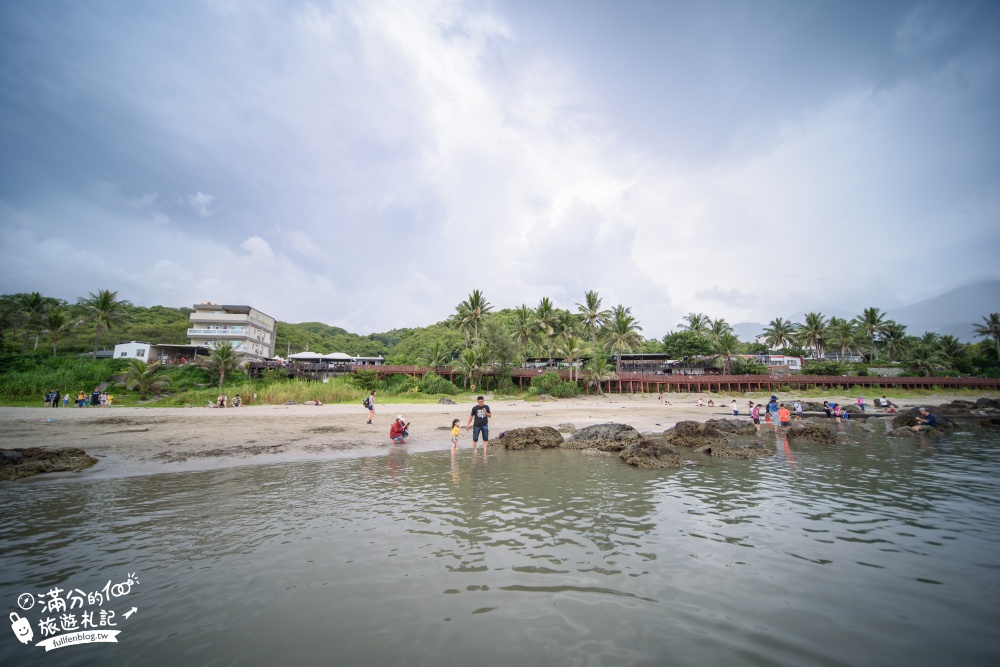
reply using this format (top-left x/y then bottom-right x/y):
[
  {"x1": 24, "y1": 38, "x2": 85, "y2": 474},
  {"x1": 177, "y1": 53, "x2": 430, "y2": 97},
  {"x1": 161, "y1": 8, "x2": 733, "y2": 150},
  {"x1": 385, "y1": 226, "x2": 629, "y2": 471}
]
[{"x1": 188, "y1": 329, "x2": 249, "y2": 337}]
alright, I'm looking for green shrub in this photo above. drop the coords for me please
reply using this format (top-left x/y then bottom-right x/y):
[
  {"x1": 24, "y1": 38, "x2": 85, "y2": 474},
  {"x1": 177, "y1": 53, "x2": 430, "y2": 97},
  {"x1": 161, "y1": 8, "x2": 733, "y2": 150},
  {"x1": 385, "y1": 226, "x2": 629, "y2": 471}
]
[
  {"x1": 531, "y1": 371, "x2": 563, "y2": 394},
  {"x1": 802, "y1": 360, "x2": 845, "y2": 376},
  {"x1": 419, "y1": 372, "x2": 459, "y2": 395},
  {"x1": 549, "y1": 381, "x2": 581, "y2": 398}
]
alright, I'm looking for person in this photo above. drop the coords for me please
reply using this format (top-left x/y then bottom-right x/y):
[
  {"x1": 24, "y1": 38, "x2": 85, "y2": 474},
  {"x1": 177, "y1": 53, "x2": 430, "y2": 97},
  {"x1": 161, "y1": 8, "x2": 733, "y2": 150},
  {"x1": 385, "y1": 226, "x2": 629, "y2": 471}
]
[
  {"x1": 76, "y1": 390, "x2": 86, "y2": 408},
  {"x1": 822, "y1": 400, "x2": 832, "y2": 418},
  {"x1": 697, "y1": 398, "x2": 704, "y2": 407},
  {"x1": 911, "y1": 408, "x2": 938, "y2": 432},
  {"x1": 764, "y1": 409, "x2": 772, "y2": 427},
  {"x1": 794, "y1": 400, "x2": 804, "y2": 420},
  {"x1": 778, "y1": 403, "x2": 791, "y2": 428},
  {"x1": 451, "y1": 419, "x2": 463, "y2": 450},
  {"x1": 832, "y1": 404, "x2": 842, "y2": 420},
  {"x1": 105, "y1": 393, "x2": 113, "y2": 407},
  {"x1": 751, "y1": 402, "x2": 761, "y2": 432},
  {"x1": 90, "y1": 388, "x2": 101, "y2": 407},
  {"x1": 731, "y1": 399, "x2": 738, "y2": 416},
  {"x1": 465, "y1": 395, "x2": 492, "y2": 449},
  {"x1": 857, "y1": 396, "x2": 866, "y2": 412},
  {"x1": 232, "y1": 394, "x2": 242, "y2": 407},
  {"x1": 217, "y1": 393, "x2": 227, "y2": 408},
  {"x1": 767, "y1": 397, "x2": 779, "y2": 430},
  {"x1": 43, "y1": 391, "x2": 53, "y2": 408},
  {"x1": 62, "y1": 391, "x2": 70, "y2": 408},
  {"x1": 365, "y1": 390, "x2": 376, "y2": 424},
  {"x1": 390, "y1": 415, "x2": 410, "y2": 444},
  {"x1": 51, "y1": 390, "x2": 60, "y2": 408},
  {"x1": 707, "y1": 399, "x2": 714, "y2": 407}
]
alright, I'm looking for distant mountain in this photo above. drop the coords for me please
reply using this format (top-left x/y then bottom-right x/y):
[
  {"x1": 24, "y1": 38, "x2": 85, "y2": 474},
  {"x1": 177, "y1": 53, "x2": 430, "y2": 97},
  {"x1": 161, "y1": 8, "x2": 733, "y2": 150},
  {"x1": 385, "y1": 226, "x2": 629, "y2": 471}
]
[{"x1": 889, "y1": 280, "x2": 1000, "y2": 342}]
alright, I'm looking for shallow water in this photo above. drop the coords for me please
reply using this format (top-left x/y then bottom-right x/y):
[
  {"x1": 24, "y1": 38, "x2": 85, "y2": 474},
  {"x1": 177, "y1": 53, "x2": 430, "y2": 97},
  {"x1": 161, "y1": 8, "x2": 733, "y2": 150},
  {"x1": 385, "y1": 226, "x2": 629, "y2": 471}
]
[{"x1": 2, "y1": 425, "x2": 1000, "y2": 666}]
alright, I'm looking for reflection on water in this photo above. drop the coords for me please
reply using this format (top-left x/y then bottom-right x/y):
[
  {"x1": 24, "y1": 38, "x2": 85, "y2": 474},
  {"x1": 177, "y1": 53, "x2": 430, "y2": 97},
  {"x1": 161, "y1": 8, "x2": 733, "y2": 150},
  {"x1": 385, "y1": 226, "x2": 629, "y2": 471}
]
[{"x1": 2, "y1": 427, "x2": 1000, "y2": 666}]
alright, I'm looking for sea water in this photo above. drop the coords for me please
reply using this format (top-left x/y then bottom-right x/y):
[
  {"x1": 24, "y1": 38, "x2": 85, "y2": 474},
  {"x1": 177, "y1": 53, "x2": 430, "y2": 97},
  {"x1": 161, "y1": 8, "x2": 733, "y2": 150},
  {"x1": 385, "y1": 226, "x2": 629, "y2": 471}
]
[{"x1": 1, "y1": 424, "x2": 999, "y2": 666}]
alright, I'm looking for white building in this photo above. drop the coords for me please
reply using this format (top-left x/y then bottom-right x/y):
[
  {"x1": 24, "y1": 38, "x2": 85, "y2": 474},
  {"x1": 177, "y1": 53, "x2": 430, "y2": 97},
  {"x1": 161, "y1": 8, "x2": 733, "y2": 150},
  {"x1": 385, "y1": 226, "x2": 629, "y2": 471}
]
[
  {"x1": 188, "y1": 303, "x2": 277, "y2": 360},
  {"x1": 113, "y1": 341, "x2": 211, "y2": 364}
]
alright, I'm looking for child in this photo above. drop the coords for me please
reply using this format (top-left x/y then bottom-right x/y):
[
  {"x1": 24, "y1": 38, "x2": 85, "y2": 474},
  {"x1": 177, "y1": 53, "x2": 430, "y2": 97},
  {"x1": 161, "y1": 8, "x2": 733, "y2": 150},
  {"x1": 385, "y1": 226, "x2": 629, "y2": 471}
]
[
  {"x1": 794, "y1": 400, "x2": 804, "y2": 420},
  {"x1": 751, "y1": 403, "x2": 761, "y2": 432},
  {"x1": 731, "y1": 399, "x2": 738, "y2": 416},
  {"x1": 764, "y1": 410, "x2": 772, "y2": 426},
  {"x1": 451, "y1": 419, "x2": 463, "y2": 449}
]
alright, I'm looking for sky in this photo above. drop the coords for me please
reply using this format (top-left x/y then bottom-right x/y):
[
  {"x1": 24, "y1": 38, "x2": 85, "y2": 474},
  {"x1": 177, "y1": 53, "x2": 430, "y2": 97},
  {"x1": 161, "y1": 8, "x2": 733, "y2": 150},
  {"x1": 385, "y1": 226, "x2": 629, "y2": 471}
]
[{"x1": 1, "y1": 0, "x2": 998, "y2": 338}]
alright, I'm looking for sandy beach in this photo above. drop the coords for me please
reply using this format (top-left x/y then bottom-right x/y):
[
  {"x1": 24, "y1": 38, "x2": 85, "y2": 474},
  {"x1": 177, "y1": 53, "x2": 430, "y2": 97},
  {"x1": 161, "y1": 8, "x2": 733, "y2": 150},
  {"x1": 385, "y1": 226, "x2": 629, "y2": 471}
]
[{"x1": 0, "y1": 392, "x2": 960, "y2": 479}]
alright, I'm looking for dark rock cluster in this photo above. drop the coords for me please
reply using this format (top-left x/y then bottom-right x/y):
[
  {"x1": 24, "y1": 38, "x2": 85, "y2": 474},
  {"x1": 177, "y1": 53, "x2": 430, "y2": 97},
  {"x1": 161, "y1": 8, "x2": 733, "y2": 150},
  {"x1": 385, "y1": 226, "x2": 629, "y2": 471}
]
[
  {"x1": 1, "y1": 448, "x2": 98, "y2": 481},
  {"x1": 495, "y1": 426, "x2": 564, "y2": 450},
  {"x1": 562, "y1": 423, "x2": 640, "y2": 451}
]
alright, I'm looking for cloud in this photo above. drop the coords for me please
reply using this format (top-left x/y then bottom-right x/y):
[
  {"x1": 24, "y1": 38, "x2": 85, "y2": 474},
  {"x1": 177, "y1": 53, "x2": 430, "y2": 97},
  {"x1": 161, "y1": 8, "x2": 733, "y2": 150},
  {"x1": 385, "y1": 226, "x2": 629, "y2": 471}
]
[{"x1": 183, "y1": 192, "x2": 215, "y2": 217}]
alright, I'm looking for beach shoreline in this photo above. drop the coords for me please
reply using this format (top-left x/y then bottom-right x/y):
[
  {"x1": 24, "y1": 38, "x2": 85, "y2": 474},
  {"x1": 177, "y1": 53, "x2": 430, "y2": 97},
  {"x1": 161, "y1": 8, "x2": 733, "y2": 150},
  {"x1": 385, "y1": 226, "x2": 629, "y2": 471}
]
[{"x1": 0, "y1": 393, "x2": 970, "y2": 481}]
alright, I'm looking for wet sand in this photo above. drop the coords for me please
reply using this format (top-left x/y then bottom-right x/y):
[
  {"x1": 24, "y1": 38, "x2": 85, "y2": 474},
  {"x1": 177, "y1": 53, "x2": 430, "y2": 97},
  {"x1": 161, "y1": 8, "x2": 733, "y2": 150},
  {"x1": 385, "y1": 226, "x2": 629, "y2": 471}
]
[{"x1": 0, "y1": 393, "x2": 948, "y2": 479}]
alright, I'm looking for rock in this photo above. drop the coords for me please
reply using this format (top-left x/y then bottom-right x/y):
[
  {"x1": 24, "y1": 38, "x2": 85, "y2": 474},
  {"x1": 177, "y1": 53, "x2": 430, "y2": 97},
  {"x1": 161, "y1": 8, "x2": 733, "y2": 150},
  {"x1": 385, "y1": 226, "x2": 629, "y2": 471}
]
[
  {"x1": 887, "y1": 427, "x2": 919, "y2": 438},
  {"x1": 495, "y1": 427, "x2": 564, "y2": 450},
  {"x1": 437, "y1": 397, "x2": 456, "y2": 404},
  {"x1": 663, "y1": 420, "x2": 728, "y2": 448},
  {"x1": 705, "y1": 418, "x2": 757, "y2": 435},
  {"x1": 892, "y1": 414, "x2": 958, "y2": 431},
  {"x1": 563, "y1": 423, "x2": 641, "y2": 451},
  {"x1": 1, "y1": 448, "x2": 98, "y2": 481},
  {"x1": 619, "y1": 439, "x2": 683, "y2": 468},
  {"x1": 556, "y1": 422, "x2": 576, "y2": 433},
  {"x1": 980, "y1": 417, "x2": 1000, "y2": 428},
  {"x1": 693, "y1": 441, "x2": 774, "y2": 459},
  {"x1": 580, "y1": 448, "x2": 615, "y2": 457},
  {"x1": 284, "y1": 400, "x2": 297, "y2": 405},
  {"x1": 976, "y1": 398, "x2": 999, "y2": 409},
  {"x1": 784, "y1": 424, "x2": 836, "y2": 444}
]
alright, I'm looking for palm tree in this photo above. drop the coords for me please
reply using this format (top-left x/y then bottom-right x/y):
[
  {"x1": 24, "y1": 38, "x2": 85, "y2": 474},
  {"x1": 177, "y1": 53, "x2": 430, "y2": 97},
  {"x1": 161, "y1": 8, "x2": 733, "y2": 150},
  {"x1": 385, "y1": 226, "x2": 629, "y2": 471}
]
[
  {"x1": 606, "y1": 305, "x2": 643, "y2": 371},
  {"x1": 41, "y1": 309, "x2": 72, "y2": 356},
  {"x1": 678, "y1": 312, "x2": 710, "y2": 337},
  {"x1": 713, "y1": 331, "x2": 741, "y2": 374},
  {"x1": 576, "y1": 290, "x2": 611, "y2": 352},
  {"x1": 417, "y1": 341, "x2": 449, "y2": 369},
  {"x1": 907, "y1": 344, "x2": 944, "y2": 377},
  {"x1": 854, "y1": 307, "x2": 888, "y2": 362},
  {"x1": 762, "y1": 317, "x2": 797, "y2": 351},
  {"x1": 937, "y1": 335, "x2": 966, "y2": 367},
  {"x1": 122, "y1": 359, "x2": 171, "y2": 400},
  {"x1": 707, "y1": 318, "x2": 733, "y2": 346},
  {"x1": 973, "y1": 313, "x2": 1000, "y2": 362},
  {"x1": 456, "y1": 289, "x2": 492, "y2": 345},
  {"x1": 827, "y1": 317, "x2": 858, "y2": 361},
  {"x1": 555, "y1": 310, "x2": 578, "y2": 338},
  {"x1": 202, "y1": 342, "x2": 245, "y2": 388},
  {"x1": 881, "y1": 321, "x2": 908, "y2": 362},
  {"x1": 17, "y1": 291, "x2": 47, "y2": 353},
  {"x1": 582, "y1": 345, "x2": 616, "y2": 395},
  {"x1": 556, "y1": 334, "x2": 585, "y2": 382},
  {"x1": 78, "y1": 289, "x2": 132, "y2": 358},
  {"x1": 512, "y1": 305, "x2": 535, "y2": 357},
  {"x1": 453, "y1": 346, "x2": 484, "y2": 389},
  {"x1": 534, "y1": 297, "x2": 558, "y2": 365},
  {"x1": 797, "y1": 312, "x2": 829, "y2": 359}
]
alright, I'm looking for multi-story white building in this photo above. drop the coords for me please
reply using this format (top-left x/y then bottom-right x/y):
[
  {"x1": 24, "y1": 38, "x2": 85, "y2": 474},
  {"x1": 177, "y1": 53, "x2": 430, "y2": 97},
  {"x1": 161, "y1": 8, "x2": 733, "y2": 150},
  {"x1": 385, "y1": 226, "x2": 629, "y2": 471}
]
[{"x1": 187, "y1": 303, "x2": 276, "y2": 360}]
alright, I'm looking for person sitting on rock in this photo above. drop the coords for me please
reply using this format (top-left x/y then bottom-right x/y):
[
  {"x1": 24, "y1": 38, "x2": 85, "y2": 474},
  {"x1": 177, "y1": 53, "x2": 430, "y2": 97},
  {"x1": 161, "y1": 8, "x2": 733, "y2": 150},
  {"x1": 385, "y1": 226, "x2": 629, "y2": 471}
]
[
  {"x1": 911, "y1": 408, "x2": 937, "y2": 432},
  {"x1": 390, "y1": 415, "x2": 410, "y2": 444}
]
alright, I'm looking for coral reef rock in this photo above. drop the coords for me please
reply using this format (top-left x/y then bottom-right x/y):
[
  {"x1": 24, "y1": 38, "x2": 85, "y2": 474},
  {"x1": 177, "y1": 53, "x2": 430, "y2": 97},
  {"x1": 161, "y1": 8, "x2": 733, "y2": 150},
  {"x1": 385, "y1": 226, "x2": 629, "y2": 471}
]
[
  {"x1": 563, "y1": 423, "x2": 640, "y2": 451},
  {"x1": 619, "y1": 439, "x2": 683, "y2": 468},
  {"x1": 557, "y1": 422, "x2": 576, "y2": 433},
  {"x1": 785, "y1": 424, "x2": 837, "y2": 444},
  {"x1": 1, "y1": 448, "x2": 98, "y2": 481},
  {"x1": 495, "y1": 427, "x2": 564, "y2": 450},
  {"x1": 663, "y1": 421, "x2": 728, "y2": 448},
  {"x1": 693, "y1": 441, "x2": 774, "y2": 459}
]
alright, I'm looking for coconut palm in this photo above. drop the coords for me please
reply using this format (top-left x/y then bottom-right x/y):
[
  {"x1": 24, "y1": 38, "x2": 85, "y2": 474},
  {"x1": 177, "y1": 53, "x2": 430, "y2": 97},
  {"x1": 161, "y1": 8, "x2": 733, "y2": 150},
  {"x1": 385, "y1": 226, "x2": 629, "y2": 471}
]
[
  {"x1": 762, "y1": 317, "x2": 797, "y2": 351},
  {"x1": 556, "y1": 334, "x2": 585, "y2": 382},
  {"x1": 937, "y1": 335, "x2": 966, "y2": 367},
  {"x1": 576, "y1": 290, "x2": 611, "y2": 351},
  {"x1": 459, "y1": 289, "x2": 492, "y2": 345},
  {"x1": 907, "y1": 344, "x2": 945, "y2": 377},
  {"x1": 881, "y1": 321, "x2": 908, "y2": 362},
  {"x1": 122, "y1": 359, "x2": 171, "y2": 400},
  {"x1": 480, "y1": 319, "x2": 517, "y2": 379},
  {"x1": 679, "y1": 312, "x2": 710, "y2": 336},
  {"x1": 826, "y1": 317, "x2": 858, "y2": 361},
  {"x1": 17, "y1": 291, "x2": 47, "y2": 353},
  {"x1": 453, "y1": 346, "x2": 484, "y2": 389},
  {"x1": 41, "y1": 309, "x2": 73, "y2": 356},
  {"x1": 534, "y1": 297, "x2": 558, "y2": 365},
  {"x1": 713, "y1": 331, "x2": 741, "y2": 374},
  {"x1": 582, "y1": 345, "x2": 616, "y2": 395},
  {"x1": 418, "y1": 341, "x2": 449, "y2": 369},
  {"x1": 606, "y1": 305, "x2": 643, "y2": 371},
  {"x1": 973, "y1": 313, "x2": 1000, "y2": 362},
  {"x1": 797, "y1": 312, "x2": 829, "y2": 359},
  {"x1": 512, "y1": 305, "x2": 535, "y2": 357},
  {"x1": 555, "y1": 310, "x2": 578, "y2": 338},
  {"x1": 707, "y1": 318, "x2": 733, "y2": 346},
  {"x1": 202, "y1": 342, "x2": 245, "y2": 388},
  {"x1": 854, "y1": 307, "x2": 888, "y2": 362},
  {"x1": 78, "y1": 289, "x2": 132, "y2": 358}
]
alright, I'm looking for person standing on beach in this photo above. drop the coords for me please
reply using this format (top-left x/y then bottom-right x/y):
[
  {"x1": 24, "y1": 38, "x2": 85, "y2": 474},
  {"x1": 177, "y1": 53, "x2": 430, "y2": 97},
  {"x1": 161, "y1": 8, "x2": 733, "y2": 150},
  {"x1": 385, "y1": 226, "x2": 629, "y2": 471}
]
[
  {"x1": 731, "y1": 400, "x2": 739, "y2": 416},
  {"x1": 451, "y1": 419, "x2": 463, "y2": 450},
  {"x1": 778, "y1": 404, "x2": 791, "y2": 428},
  {"x1": 767, "y1": 397, "x2": 780, "y2": 431},
  {"x1": 465, "y1": 396, "x2": 492, "y2": 449},
  {"x1": 751, "y1": 403, "x2": 761, "y2": 432},
  {"x1": 365, "y1": 390, "x2": 376, "y2": 424},
  {"x1": 857, "y1": 396, "x2": 866, "y2": 413},
  {"x1": 794, "y1": 400, "x2": 804, "y2": 420}
]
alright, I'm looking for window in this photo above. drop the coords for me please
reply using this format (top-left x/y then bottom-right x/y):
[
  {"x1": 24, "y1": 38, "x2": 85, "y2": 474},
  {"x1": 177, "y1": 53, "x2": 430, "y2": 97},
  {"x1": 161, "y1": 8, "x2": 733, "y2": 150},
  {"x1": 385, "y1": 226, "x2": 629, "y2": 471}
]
[
  {"x1": 120, "y1": 352, "x2": 127, "y2": 357},
  {"x1": 138, "y1": 349, "x2": 146, "y2": 357}
]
